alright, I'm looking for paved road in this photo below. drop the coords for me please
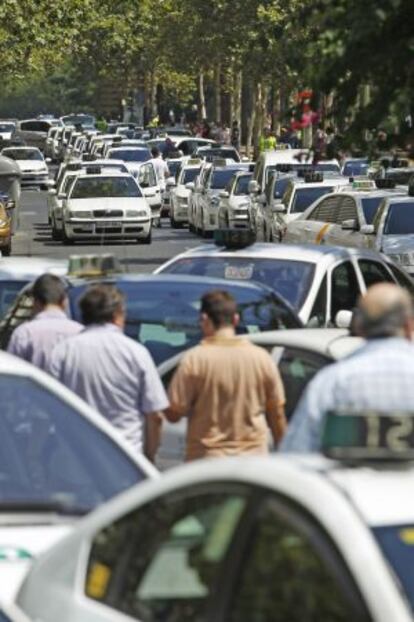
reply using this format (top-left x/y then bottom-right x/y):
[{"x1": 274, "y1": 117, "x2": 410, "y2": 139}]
[{"x1": 13, "y1": 190, "x2": 201, "y2": 272}]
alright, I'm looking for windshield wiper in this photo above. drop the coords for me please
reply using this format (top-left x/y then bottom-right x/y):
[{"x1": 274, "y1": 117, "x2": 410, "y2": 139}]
[{"x1": 0, "y1": 499, "x2": 90, "y2": 516}]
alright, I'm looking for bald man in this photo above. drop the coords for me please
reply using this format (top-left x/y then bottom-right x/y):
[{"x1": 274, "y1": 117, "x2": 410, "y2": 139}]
[{"x1": 281, "y1": 283, "x2": 414, "y2": 452}]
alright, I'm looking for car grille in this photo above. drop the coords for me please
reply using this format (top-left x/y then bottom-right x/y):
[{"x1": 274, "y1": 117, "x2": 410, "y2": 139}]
[{"x1": 93, "y1": 209, "x2": 123, "y2": 218}]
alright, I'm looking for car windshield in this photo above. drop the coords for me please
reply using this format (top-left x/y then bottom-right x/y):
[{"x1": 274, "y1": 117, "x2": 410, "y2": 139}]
[
  {"x1": 70, "y1": 280, "x2": 299, "y2": 365},
  {"x1": 273, "y1": 177, "x2": 292, "y2": 198},
  {"x1": 374, "y1": 525, "x2": 414, "y2": 612},
  {"x1": 0, "y1": 375, "x2": 142, "y2": 511},
  {"x1": 384, "y1": 202, "x2": 414, "y2": 235},
  {"x1": 167, "y1": 161, "x2": 182, "y2": 177},
  {"x1": 3, "y1": 149, "x2": 42, "y2": 161},
  {"x1": 361, "y1": 196, "x2": 385, "y2": 224},
  {"x1": 234, "y1": 174, "x2": 252, "y2": 195},
  {"x1": 201, "y1": 149, "x2": 239, "y2": 162},
  {"x1": 62, "y1": 115, "x2": 95, "y2": 127},
  {"x1": 181, "y1": 168, "x2": 200, "y2": 184},
  {"x1": 291, "y1": 187, "x2": 334, "y2": 213},
  {"x1": 160, "y1": 257, "x2": 315, "y2": 310},
  {"x1": 343, "y1": 160, "x2": 369, "y2": 176},
  {"x1": 71, "y1": 176, "x2": 141, "y2": 199},
  {"x1": 211, "y1": 169, "x2": 240, "y2": 189},
  {"x1": 109, "y1": 149, "x2": 150, "y2": 163},
  {"x1": 0, "y1": 124, "x2": 15, "y2": 132}
]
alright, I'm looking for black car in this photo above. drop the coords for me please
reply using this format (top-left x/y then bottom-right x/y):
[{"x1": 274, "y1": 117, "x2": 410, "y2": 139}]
[{"x1": 0, "y1": 274, "x2": 301, "y2": 364}]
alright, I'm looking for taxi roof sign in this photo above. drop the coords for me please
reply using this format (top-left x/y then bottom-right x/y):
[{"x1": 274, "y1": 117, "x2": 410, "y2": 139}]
[
  {"x1": 68, "y1": 254, "x2": 122, "y2": 278},
  {"x1": 321, "y1": 411, "x2": 414, "y2": 462},
  {"x1": 351, "y1": 179, "x2": 376, "y2": 191},
  {"x1": 187, "y1": 158, "x2": 202, "y2": 166},
  {"x1": 375, "y1": 178, "x2": 396, "y2": 189},
  {"x1": 214, "y1": 229, "x2": 256, "y2": 249}
]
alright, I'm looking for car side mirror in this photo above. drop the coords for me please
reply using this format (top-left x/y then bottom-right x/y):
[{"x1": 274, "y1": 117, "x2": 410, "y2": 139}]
[
  {"x1": 335, "y1": 310, "x2": 352, "y2": 329},
  {"x1": 45, "y1": 157, "x2": 52, "y2": 164},
  {"x1": 258, "y1": 193, "x2": 267, "y2": 205},
  {"x1": 58, "y1": 192, "x2": 67, "y2": 200},
  {"x1": 219, "y1": 190, "x2": 229, "y2": 199},
  {"x1": 360, "y1": 224, "x2": 375, "y2": 235},
  {"x1": 48, "y1": 188, "x2": 57, "y2": 196},
  {"x1": 248, "y1": 180, "x2": 260, "y2": 194},
  {"x1": 272, "y1": 201, "x2": 286, "y2": 213},
  {"x1": 341, "y1": 218, "x2": 358, "y2": 230},
  {"x1": 185, "y1": 182, "x2": 195, "y2": 191}
]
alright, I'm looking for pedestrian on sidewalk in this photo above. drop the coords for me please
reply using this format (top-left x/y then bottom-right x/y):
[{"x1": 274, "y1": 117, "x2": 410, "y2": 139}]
[
  {"x1": 165, "y1": 290, "x2": 287, "y2": 461},
  {"x1": 281, "y1": 283, "x2": 414, "y2": 453},
  {"x1": 7, "y1": 274, "x2": 82, "y2": 371},
  {"x1": 48, "y1": 284, "x2": 168, "y2": 461}
]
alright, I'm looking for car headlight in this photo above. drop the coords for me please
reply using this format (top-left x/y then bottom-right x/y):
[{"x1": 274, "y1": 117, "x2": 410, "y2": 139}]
[
  {"x1": 70, "y1": 210, "x2": 91, "y2": 219},
  {"x1": 127, "y1": 209, "x2": 148, "y2": 217}
]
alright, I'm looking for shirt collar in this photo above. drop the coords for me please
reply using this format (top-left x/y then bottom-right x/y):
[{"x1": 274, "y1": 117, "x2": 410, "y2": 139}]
[
  {"x1": 354, "y1": 337, "x2": 413, "y2": 354},
  {"x1": 201, "y1": 335, "x2": 247, "y2": 346},
  {"x1": 35, "y1": 309, "x2": 68, "y2": 320},
  {"x1": 83, "y1": 323, "x2": 122, "y2": 333}
]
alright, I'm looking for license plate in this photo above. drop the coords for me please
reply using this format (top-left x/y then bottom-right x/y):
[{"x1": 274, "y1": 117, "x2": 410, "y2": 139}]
[{"x1": 96, "y1": 221, "x2": 122, "y2": 228}]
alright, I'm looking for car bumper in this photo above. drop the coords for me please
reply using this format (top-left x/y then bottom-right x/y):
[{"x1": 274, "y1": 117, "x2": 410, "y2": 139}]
[
  {"x1": 21, "y1": 174, "x2": 52, "y2": 190},
  {"x1": 64, "y1": 219, "x2": 151, "y2": 239}
]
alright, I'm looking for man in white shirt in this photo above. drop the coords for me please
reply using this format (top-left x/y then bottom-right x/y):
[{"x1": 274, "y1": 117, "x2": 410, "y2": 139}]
[{"x1": 150, "y1": 146, "x2": 169, "y2": 190}]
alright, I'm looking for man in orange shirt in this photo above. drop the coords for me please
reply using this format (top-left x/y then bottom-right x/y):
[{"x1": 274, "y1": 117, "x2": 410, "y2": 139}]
[{"x1": 165, "y1": 290, "x2": 287, "y2": 461}]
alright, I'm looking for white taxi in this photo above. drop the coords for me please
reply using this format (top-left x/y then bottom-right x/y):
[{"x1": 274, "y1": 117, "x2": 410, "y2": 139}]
[
  {"x1": 155, "y1": 233, "x2": 414, "y2": 327},
  {"x1": 283, "y1": 182, "x2": 405, "y2": 247},
  {"x1": 217, "y1": 170, "x2": 252, "y2": 230},
  {"x1": 169, "y1": 160, "x2": 201, "y2": 227},
  {"x1": 371, "y1": 193, "x2": 414, "y2": 275},
  {"x1": 1, "y1": 147, "x2": 52, "y2": 191},
  {"x1": 14, "y1": 422, "x2": 414, "y2": 622},
  {"x1": 257, "y1": 173, "x2": 349, "y2": 242},
  {"x1": 61, "y1": 168, "x2": 152, "y2": 244}
]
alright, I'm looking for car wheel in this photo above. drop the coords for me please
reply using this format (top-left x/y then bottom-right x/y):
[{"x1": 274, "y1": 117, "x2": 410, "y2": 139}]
[
  {"x1": 62, "y1": 224, "x2": 74, "y2": 245},
  {"x1": 139, "y1": 229, "x2": 152, "y2": 244},
  {"x1": 2, "y1": 243, "x2": 11, "y2": 256},
  {"x1": 154, "y1": 217, "x2": 161, "y2": 228}
]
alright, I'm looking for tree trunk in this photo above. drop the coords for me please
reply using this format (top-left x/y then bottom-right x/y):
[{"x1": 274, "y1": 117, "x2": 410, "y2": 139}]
[
  {"x1": 246, "y1": 81, "x2": 257, "y2": 159},
  {"x1": 150, "y1": 71, "x2": 157, "y2": 119},
  {"x1": 272, "y1": 84, "x2": 281, "y2": 135},
  {"x1": 214, "y1": 63, "x2": 221, "y2": 123},
  {"x1": 234, "y1": 69, "x2": 242, "y2": 128},
  {"x1": 198, "y1": 70, "x2": 206, "y2": 120}
]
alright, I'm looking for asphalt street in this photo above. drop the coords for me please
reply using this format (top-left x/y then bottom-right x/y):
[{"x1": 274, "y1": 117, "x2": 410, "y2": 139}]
[{"x1": 14, "y1": 190, "x2": 201, "y2": 272}]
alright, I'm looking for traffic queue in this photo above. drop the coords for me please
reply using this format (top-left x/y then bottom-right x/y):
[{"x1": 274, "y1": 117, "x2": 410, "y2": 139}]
[{"x1": 0, "y1": 113, "x2": 414, "y2": 622}]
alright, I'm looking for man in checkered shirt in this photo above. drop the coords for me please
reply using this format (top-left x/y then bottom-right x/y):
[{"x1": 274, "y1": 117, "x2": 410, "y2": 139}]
[{"x1": 281, "y1": 283, "x2": 414, "y2": 453}]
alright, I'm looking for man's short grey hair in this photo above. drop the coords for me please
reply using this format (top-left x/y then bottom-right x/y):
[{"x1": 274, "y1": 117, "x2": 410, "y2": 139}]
[{"x1": 355, "y1": 296, "x2": 413, "y2": 338}]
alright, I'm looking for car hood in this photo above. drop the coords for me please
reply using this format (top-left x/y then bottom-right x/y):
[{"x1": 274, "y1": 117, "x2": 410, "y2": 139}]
[
  {"x1": 381, "y1": 235, "x2": 414, "y2": 253},
  {"x1": 16, "y1": 161, "x2": 47, "y2": 173},
  {"x1": 286, "y1": 213, "x2": 302, "y2": 223},
  {"x1": 0, "y1": 522, "x2": 72, "y2": 603},
  {"x1": 67, "y1": 197, "x2": 149, "y2": 211}
]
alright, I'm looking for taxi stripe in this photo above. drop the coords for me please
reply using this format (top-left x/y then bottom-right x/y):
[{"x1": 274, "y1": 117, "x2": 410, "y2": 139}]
[{"x1": 315, "y1": 223, "x2": 331, "y2": 245}]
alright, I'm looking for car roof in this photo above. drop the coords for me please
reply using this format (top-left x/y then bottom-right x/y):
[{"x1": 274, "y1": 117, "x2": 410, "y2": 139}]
[
  {"x1": 336, "y1": 189, "x2": 407, "y2": 198},
  {"x1": 250, "y1": 328, "x2": 363, "y2": 359},
  {"x1": 162, "y1": 241, "x2": 389, "y2": 264},
  {"x1": 74, "y1": 171, "x2": 132, "y2": 180},
  {"x1": 383, "y1": 196, "x2": 414, "y2": 205},
  {"x1": 108, "y1": 146, "x2": 149, "y2": 152},
  {"x1": 289, "y1": 178, "x2": 347, "y2": 189}
]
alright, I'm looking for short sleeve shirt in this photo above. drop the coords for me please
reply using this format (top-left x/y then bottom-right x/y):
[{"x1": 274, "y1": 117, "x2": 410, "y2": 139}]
[
  {"x1": 48, "y1": 324, "x2": 169, "y2": 453},
  {"x1": 168, "y1": 336, "x2": 285, "y2": 460}
]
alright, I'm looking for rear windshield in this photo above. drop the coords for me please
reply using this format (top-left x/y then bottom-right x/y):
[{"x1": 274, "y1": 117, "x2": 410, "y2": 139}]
[
  {"x1": 342, "y1": 160, "x2": 369, "y2": 176},
  {"x1": 291, "y1": 187, "x2": 334, "y2": 213},
  {"x1": 273, "y1": 177, "x2": 292, "y2": 199},
  {"x1": 361, "y1": 197, "x2": 385, "y2": 224},
  {"x1": 109, "y1": 149, "x2": 150, "y2": 163},
  {"x1": 384, "y1": 202, "x2": 414, "y2": 235},
  {"x1": 71, "y1": 176, "x2": 142, "y2": 199},
  {"x1": 160, "y1": 256, "x2": 315, "y2": 310}
]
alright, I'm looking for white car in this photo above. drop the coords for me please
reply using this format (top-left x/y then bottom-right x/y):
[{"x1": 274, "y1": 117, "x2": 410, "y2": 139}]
[
  {"x1": 169, "y1": 161, "x2": 201, "y2": 227},
  {"x1": 1, "y1": 147, "x2": 52, "y2": 191},
  {"x1": 157, "y1": 328, "x2": 362, "y2": 468},
  {"x1": 258, "y1": 174, "x2": 349, "y2": 242},
  {"x1": 0, "y1": 350, "x2": 157, "y2": 603},
  {"x1": 283, "y1": 187, "x2": 406, "y2": 248},
  {"x1": 155, "y1": 237, "x2": 414, "y2": 327},
  {"x1": 187, "y1": 160, "x2": 212, "y2": 233},
  {"x1": 0, "y1": 121, "x2": 16, "y2": 144},
  {"x1": 370, "y1": 194, "x2": 414, "y2": 275},
  {"x1": 217, "y1": 170, "x2": 252, "y2": 230},
  {"x1": 61, "y1": 169, "x2": 152, "y2": 244},
  {"x1": 14, "y1": 443, "x2": 414, "y2": 622}
]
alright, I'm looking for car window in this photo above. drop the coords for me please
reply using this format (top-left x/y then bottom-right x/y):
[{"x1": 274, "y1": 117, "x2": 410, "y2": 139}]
[
  {"x1": 0, "y1": 375, "x2": 142, "y2": 510},
  {"x1": 0, "y1": 280, "x2": 29, "y2": 319},
  {"x1": 229, "y1": 496, "x2": 371, "y2": 622},
  {"x1": 308, "y1": 275, "x2": 327, "y2": 327},
  {"x1": 276, "y1": 346, "x2": 330, "y2": 419},
  {"x1": 374, "y1": 524, "x2": 414, "y2": 612},
  {"x1": 361, "y1": 197, "x2": 385, "y2": 225},
  {"x1": 291, "y1": 186, "x2": 334, "y2": 214},
  {"x1": 85, "y1": 488, "x2": 249, "y2": 621},
  {"x1": 330, "y1": 261, "x2": 360, "y2": 321},
  {"x1": 387, "y1": 264, "x2": 414, "y2": 295},
  {"x1": 308, "y1": 196, "x2": 340, "y2": 223},
  {"x1": 384, "y1": 202, "x2": 414, "y2": 235},
  {"x1": 337, "y1": 197, "x2": 358, "y2": 224},
  {"x1": 71, "y1": 176, "x2": 141, "y2": 199},
  {"x1": 358, "y1": 260, "x2": 395, "y2": 289}
]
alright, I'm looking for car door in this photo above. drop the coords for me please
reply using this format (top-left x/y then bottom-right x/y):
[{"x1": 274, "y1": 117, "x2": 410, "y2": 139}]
[
  {"x1": 284, "y1": 195, "x2": 341, "y2": 244},
  {"x1": 325, "y1": 196, "x2": 365, "y2": 248},
  {"x1": 328, "y1": 260, "x2": 361, "y2": 325}
]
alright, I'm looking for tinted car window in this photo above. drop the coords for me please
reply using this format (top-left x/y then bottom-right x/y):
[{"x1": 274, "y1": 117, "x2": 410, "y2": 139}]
[
  {"x1": 108, "y1": 149, "x2": 150, "y2": 162},
  {"x1": 181, "y1": 168, "x2": 200, "y2": 185},
  {"x1": 309, "y1": 196, "x2": 341, "y2": 223},
  {"x1": 230, "y1": 497, "x2": 370, "y2": 622},
  {"x1": 361, "y1": 197, "x2": 385, "y2": 224},
  {"x1": 234, "y1": 174, "x2": 252, "y2": 195},
  {"x1": 374, "y1": 524, "x2": 414, "y2": 612},
  {"x1": 291, "y1": 187, "x2": 334, "y2": 214},
  {"x1": 85, "y1": 489, "x2": 249, "y2": 620},
  {"x1": 71, "y1": 176, "x2": 141, "y2": 199},
  {"x1": 3, "y1": 149, "x2": 43, "y2": 161},
  {"x1": 0, "y1": 280, "x2": 29, "y2": 318},
  {"x1": 20, "y1": 121, "x2": 50, "y2": 132},
  {"x1": 388, "y1": 264, "x2": 414, "y2": 294},
  {"x1": 159, "y1": 258, "x2": 315, "y2": 311},
  {"x1": 358, "y1": 260, "x2": 394, "y2": 288},
  {"x1": 384, "y1": 202, "x2": 414, "y2": 234},
  {"x1": 210, "y1": 169, "x2": 242, "y2": 189},
  {"x1": 337, "y1": 197, "x2": 358, "y2": 223},
  {"x1": 331, "y1": 261, "x2": 360, "y2": 320},
  {"x1": 273, "y1": 176, "x2": 292, "y2": 199},
  {"x1": 343, "y1": 161, "x2": 369, "y2": 176},
  {"x1": 0, "y1": 375, "x2": 142, "y2": 510}
]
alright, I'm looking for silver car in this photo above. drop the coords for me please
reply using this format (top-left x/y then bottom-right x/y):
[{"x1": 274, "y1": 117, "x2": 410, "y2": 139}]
[{"x1": 371, "y1": 194, "x2": 414, "y2": 275}]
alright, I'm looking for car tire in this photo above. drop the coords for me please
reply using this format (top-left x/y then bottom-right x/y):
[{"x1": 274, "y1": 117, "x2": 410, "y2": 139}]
[
  {"x1": 139, "y1": 230, "x2": 152, "y2": 244},
  {"x1": 2, "y1": 243, "x2": 11, "y2": 257},
  {"x1": 62, "y1": 224, "x2": 74, "y2": 245}
]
